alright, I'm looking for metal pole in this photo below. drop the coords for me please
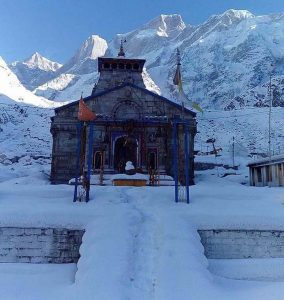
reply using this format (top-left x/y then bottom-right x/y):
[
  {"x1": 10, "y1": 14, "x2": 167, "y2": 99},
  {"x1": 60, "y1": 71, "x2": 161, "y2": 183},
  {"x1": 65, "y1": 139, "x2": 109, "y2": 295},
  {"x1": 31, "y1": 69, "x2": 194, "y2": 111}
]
[
  {"x1": 172, "y1": 120, "x2": 179, "y2": 203},
  {"x1": 73, "y1": 122, "x2": 83, "y2": 202},
  {"x1": 184, "y1": 122, "x2": 190, "y2": 204},
  {"x1": 232, "y1": 136, "x2": 235, "y2": 167},
  {"x1": 86, "y1": 121, "x2": 94, "y2": 202},
  {"x1": 268, "y1": 73, "x2": 272, "y2": 161}
]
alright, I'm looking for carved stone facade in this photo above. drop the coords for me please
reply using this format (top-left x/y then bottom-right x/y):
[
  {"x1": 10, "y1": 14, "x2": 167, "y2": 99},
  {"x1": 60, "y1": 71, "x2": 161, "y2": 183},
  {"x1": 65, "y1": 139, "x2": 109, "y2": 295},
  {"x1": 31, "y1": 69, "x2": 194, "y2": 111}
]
[{"x1": 50, "y1": 56, "x2": 196, "y2": 184}]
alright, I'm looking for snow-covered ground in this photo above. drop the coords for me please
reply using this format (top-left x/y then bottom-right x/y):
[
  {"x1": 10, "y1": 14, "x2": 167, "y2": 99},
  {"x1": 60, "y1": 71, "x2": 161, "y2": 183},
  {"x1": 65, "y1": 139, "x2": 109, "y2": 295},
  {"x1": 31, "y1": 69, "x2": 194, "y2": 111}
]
[
  {"x1": 0, "y1": 263, "x2": 76, "y2": 300},
  {"x1": 209, "y1": 258, "x2": 284, "y2": 281},
  {"x1": 0, "y1": 100, "x2": 283, "y2": 299},
  {"x1": 0, "y1": 161, "x2": 284, "y2": 299}
]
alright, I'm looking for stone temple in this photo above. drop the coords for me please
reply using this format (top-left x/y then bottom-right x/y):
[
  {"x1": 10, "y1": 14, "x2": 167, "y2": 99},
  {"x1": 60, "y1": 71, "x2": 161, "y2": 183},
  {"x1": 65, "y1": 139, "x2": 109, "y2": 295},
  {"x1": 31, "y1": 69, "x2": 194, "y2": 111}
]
[{"x1": 50, "y1": 51, "x2": 197, "y2": 185}]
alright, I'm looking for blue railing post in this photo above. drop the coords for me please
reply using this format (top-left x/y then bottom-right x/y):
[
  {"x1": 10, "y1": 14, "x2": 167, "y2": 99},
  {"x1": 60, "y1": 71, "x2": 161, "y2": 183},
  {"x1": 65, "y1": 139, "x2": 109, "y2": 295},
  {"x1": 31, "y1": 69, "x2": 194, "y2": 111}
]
[
  {"x1": 73, "y1": 122, "x2": 83, "y2": 202},
  {"x1": 184, "y1": 122, "x2": 190, "y2": 204},
  {"x1": 172, "y1": 120, "x2": 179, "y2": 203},
  {"x1": 86, "y1": 121, "x2": 94, "y2": 202}
]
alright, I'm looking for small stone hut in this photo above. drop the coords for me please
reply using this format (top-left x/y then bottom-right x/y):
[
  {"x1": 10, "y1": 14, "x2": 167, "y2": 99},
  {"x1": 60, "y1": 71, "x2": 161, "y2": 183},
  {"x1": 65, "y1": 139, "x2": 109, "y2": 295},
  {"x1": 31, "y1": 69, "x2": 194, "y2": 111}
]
[{"x1": 50, "y1": 54, "x2": 197, "y2": 184}]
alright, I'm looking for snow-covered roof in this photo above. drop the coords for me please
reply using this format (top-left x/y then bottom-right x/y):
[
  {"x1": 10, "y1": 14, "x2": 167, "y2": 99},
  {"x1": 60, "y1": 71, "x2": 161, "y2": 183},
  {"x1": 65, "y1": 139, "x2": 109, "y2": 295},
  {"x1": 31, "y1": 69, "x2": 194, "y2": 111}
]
[{"x1": 247, "y1": 154, "x2": 284, "y2": 167}]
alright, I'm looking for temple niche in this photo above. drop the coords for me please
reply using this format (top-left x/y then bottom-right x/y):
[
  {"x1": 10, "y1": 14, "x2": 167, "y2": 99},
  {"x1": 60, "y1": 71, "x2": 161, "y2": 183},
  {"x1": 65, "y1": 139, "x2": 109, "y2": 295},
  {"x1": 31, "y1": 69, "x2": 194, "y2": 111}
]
[{"x1": 50, "y1": 49, "x2": 197, "y2": 185}]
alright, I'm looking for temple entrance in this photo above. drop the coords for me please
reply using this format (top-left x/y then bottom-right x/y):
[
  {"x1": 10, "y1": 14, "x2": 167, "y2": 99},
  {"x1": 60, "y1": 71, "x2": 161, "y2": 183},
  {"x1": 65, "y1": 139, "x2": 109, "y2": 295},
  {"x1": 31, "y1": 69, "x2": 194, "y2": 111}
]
[
  {"x1": 147, "y1": 149, "x2": 157, "y2": 170},
  {"x1": 114, "y1": 135, "x2": 138, "y2": 172},
  {"x1": 93, "y1": 151, "x2": 103, "y2": 170}
]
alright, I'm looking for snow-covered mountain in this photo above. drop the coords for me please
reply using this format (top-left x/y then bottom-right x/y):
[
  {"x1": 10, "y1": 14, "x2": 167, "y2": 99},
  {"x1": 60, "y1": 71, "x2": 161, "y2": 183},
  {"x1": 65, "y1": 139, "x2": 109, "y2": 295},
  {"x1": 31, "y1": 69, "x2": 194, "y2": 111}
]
[
  {"x1": 30, "y1": 10, "x2": 284, "y2": 110},
  {"x1": 23, "y1": 52, "x2": 61, "y2": 72},
  {"x1": 33, "y1": 35, "x2": 107, "y2": 101},
  {"x1": 33, "y1": 34, "x2": 160, "y2": 101},
  {"x1": 57, "y1": 35, "x2": 107, "y2": 75},
  {"x1": 0, "y1": 56, "x2": 56, "y2": 108},
  {"x1": 106, "y1": 9, "x2": 284, "y2": 110},
  {"x1": 107, "y1": 14, "x2": 186, "y2": 59},
  {"x1": 10, "y1": 52, "x2": 62, "y2": 91},
  {"x1": 172, "y1": 10, "x2": 284, "y2": 110}
]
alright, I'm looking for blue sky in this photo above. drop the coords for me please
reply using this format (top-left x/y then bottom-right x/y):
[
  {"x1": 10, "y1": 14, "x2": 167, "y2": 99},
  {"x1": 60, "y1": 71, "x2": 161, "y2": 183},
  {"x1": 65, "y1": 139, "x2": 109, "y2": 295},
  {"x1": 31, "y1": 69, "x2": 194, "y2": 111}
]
[{"x1": 0, "y1": 0, "x2": 283, "y2": 63}]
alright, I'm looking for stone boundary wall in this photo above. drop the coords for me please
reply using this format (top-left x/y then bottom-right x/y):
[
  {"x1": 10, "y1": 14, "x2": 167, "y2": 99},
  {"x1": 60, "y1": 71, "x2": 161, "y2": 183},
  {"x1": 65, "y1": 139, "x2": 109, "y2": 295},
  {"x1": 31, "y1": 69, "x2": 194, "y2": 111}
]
[
  {"x1": 198, "y1": 229, "x2": 284, "y2": 259},
  {"x1": 0, "y1": 227, "x2": 84, "y2": 263}
]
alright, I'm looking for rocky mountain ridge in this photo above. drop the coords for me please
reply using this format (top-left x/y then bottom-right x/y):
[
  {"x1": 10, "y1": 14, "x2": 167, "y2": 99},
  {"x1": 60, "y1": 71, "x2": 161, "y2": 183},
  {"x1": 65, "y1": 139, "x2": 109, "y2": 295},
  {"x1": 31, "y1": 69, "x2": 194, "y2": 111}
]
[{"x1": 12, "y1": 9, "x2": 283, "y2": 111}]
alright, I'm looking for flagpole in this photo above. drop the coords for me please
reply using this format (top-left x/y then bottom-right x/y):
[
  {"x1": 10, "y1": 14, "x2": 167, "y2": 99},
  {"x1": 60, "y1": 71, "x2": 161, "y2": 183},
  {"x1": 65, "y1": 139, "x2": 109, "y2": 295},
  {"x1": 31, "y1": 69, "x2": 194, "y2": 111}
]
[
  {"x1": 177, "y1": 48, "x2": 185, "y2": 119},
  {"x1": 74, "y1": 93, "x2": 96, "y2": 202}
]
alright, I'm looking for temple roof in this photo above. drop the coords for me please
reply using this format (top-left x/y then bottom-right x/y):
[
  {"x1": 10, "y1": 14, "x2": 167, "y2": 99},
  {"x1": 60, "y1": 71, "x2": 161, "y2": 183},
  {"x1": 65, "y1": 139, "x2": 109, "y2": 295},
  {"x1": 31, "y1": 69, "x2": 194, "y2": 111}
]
[{"x1": 54, "y1": 82, "x2": 196, "y2": 117}]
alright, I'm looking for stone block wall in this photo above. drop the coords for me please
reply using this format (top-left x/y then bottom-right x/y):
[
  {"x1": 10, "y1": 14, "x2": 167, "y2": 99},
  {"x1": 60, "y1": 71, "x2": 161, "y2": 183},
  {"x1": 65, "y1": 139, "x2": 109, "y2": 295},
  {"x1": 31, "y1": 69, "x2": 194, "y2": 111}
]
[
  {"x1": 0, "y1": 227, "x2": 84, "y2": 263},
  {"x1": 198, "y1": 229, "x2": 284, "y2": 259}
]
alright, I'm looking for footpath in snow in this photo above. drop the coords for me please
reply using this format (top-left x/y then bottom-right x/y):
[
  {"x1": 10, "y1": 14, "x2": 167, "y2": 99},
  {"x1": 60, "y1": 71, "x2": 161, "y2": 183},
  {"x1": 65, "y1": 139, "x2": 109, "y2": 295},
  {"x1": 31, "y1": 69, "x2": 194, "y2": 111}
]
[{"x1": 1, "y1": 170, "x2": 284, "y2": 299}]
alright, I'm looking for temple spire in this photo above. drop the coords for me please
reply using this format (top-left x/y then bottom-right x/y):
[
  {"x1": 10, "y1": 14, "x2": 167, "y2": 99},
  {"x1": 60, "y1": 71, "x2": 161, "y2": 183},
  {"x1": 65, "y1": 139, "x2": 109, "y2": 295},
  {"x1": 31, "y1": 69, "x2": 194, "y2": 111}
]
[
  {"x1": 173, "y1": 48, "x2": 182, "y2": 90},
  {"x1": 176, "y1": 48, "x2": 181, "y2": 66},
  {"x1": 118, "y1": 39, "x2": 126, "y2": 57}
]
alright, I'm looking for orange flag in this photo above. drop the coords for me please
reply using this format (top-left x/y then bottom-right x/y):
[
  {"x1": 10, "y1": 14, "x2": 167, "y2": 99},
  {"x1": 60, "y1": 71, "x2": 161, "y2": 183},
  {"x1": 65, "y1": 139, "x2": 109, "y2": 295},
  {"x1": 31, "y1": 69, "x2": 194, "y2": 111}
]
[{"x1": 78, "y1": 96, "x2": 96, "y2": 121}]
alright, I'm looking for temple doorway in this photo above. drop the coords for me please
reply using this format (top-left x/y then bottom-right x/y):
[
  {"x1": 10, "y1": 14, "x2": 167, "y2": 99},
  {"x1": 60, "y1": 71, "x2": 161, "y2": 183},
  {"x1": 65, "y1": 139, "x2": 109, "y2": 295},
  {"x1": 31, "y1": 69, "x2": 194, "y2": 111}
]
[{"x1": 114, "y1": 135, "x2": 138, "y2": 172}]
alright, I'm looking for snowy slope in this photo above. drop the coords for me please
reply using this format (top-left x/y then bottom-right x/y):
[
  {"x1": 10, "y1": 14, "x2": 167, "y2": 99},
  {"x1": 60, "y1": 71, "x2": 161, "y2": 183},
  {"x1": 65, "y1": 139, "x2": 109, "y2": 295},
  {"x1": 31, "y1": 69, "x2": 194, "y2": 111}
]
[
  {"x1": 0, "y1": 104, "x2": 53, "y2": 158},
  {"x1": 34, "y1": 72, "x2": 98, "y2": 101},
  {"x1": 0, "y1": 56, "x2": 56, "y2": 108},
  {"x1": 10, "y1": 52, "x2": 62, "y2": 90},
  {"x1": 195, "y1": 107, "x2": 284, "y2": 167}
]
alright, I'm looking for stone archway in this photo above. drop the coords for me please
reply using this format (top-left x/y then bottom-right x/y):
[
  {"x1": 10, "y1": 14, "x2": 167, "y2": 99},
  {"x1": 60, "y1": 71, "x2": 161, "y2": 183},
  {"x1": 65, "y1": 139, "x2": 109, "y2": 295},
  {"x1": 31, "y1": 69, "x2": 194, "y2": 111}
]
[
  {"x1": 112, "y1": 100, "x2": 142, "y2": 120},
  {"x1": 114, "y1": 135, "x2": 138, "y2": 172}
]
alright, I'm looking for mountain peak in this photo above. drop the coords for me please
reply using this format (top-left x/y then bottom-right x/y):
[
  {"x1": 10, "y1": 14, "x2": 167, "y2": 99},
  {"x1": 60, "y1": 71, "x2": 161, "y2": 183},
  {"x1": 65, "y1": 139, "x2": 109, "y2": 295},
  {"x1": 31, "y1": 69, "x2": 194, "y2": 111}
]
[
  {"x1": 23, "y1": 52, "x2": 62, "y2": 72},
  {"x1": 53, "y1": 34, "x2": 108, "y2": 75},
  {"x1": 76, "y1": 35, "x2": 108, "y2": 61},
  {"x1": 222, "y1": 9, "x2": 254, "y2": 20},
  {"x1": 25, "y1": 52, "x2": 44, "y2": 65},
  {"x1": 144, "y1": 14, "x2": 186, "y2": 38},
  {"x1": 199, "y1": 9, "x2": 254, "y2": 32}
]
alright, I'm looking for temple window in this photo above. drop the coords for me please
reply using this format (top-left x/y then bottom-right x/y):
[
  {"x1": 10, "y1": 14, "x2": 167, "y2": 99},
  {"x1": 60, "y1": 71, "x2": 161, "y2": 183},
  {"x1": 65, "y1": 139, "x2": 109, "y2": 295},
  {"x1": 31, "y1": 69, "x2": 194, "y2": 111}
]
[
  {"x1": 103, "y1": 63, "x2": 110, "y2": 69},
  {"x1": 133, "y1": 63, "x2": 139, "y2": 70}
]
